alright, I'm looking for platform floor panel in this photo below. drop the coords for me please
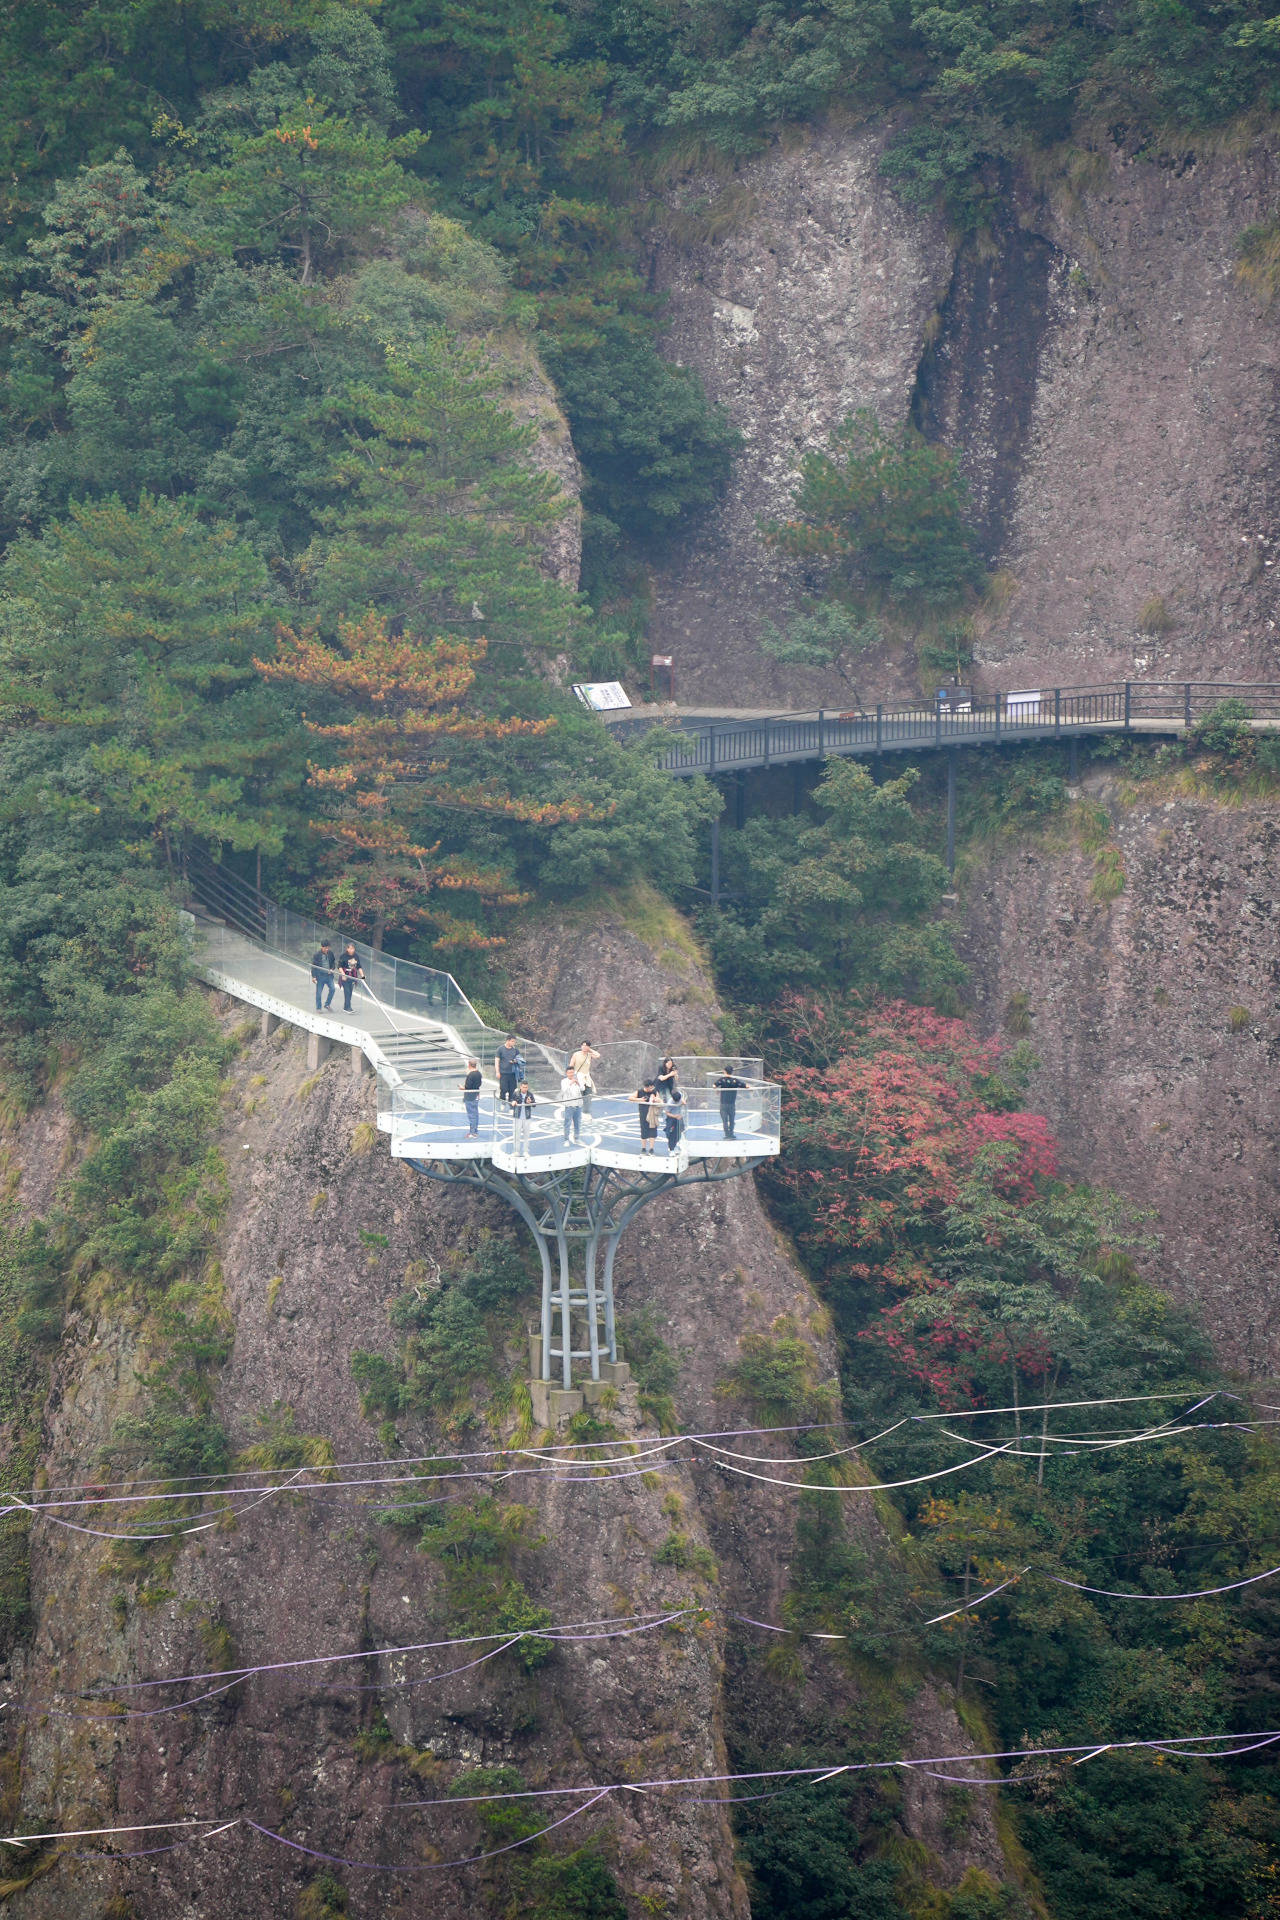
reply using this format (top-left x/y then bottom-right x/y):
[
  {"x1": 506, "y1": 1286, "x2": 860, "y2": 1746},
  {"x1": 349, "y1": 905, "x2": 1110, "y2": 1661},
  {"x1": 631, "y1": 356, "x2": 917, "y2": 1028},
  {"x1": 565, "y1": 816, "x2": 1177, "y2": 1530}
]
[{"x1": 385, "y1": 1091, "x2": 775, "y2": 1168}]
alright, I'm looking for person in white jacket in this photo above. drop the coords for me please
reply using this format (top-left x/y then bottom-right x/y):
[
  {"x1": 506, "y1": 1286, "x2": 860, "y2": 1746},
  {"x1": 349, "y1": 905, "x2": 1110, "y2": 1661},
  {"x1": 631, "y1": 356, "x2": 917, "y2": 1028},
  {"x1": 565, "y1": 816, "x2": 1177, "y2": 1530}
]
[
  {"x1": 559, "y1": 1069, "x2": 584, "y2": 1143},
  {"x1": 567, "y1": 1041, "x2": 600, "y2": 1113}
]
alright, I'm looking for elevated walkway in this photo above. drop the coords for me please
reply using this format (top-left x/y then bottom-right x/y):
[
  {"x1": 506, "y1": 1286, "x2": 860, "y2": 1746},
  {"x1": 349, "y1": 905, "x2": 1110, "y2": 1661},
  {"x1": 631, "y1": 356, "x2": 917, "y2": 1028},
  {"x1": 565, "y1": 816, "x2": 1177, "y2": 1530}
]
[
  {"x1": 184, "y1": 857, "x2": 781, "y2": 1400},
  {"x1": 606, "y1": 680, "x2": 1280, "y2": 777}
]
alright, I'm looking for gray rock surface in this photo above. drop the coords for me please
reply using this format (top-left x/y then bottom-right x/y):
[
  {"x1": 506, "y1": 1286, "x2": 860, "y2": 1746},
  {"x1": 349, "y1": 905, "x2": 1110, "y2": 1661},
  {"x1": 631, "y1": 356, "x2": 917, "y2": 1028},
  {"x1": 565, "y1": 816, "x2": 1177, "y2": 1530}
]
[
  {"x1": 648, "y1": 120, "x2": 951, "y2": 708},
  {"x1": 959, "y1": 775, "x2": 1280, "y2": 1374},
  {"x1": 648, "y1": 125, "x2": 1280, "y2": 706},
  {"x1": 2, "y1": 903, "x2": 1015, "y2": 1915}
]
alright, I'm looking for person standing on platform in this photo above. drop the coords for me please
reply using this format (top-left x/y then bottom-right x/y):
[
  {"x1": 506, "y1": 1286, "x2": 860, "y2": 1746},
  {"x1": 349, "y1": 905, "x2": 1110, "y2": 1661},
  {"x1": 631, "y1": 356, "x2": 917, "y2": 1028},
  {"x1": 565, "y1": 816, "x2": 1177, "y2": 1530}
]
[
  {"x1": 496, "y1": 1035, "x2": 522, "y2": 1106},
  {"x1": 663, "y1": 1084, "x2": 686, "y2": 1155},
  {"x1": 657, "y1": 1057, "x2": 679, "y2": 1105},
  {"x1": 631, "y1": 1076, "x2": 660, "y2": 1154},
  {"x1": 337, "y1": 943, "x2": 364, "y2": 1012},
  {"x1": 459, "y1": 1059, "x2": 482, "y2": 1138},
  {"x1": 511, "y1": 1080, "x2": 535, "y2": 1156},
  {"x1": 311, "y1": 940, "x2": 337, "y2": 1010},
  {"x1": 568, "y1": 1041, "x2": 600, "y2": 1114},
  {"x1": 715, "y1": 1069, "x2": 746, "y2": 1139},
  {"x1": 559, "y1": 1067, "x2": 584, "y2": 1144}
]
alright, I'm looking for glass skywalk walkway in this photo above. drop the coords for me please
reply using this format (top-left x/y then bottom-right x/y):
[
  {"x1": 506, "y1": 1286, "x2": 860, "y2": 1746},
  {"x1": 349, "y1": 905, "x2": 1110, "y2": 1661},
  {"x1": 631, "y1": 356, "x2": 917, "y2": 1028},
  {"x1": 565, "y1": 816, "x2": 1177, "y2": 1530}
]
[{"x1": 185, "y1": 858, "x2": 781, "y2": 1177}]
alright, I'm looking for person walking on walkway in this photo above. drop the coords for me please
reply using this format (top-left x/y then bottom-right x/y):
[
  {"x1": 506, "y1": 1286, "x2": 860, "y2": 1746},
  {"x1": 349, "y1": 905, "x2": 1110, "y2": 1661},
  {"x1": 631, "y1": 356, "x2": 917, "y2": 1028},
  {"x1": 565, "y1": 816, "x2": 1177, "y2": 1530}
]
[
  {"x1": 663, "y1": 1084, "x2": 686, "y2": 1155},
  {"x1": 511, "y1": 1080, "x2": 535, "y2": 1156},
  {"x1": 311, "y1": 940, "x2": 337, "y2": 1011},
  {"x1": 459, "y1": 1059, "x2": 482, "y2": 1138},
  {"x1": 496, "y1": 1034, "x2": 523, "y2": 1105},
  {"x1": 715, "y1": 1068, "x2": 746, "y2": 1139},
  {"x1": 559, "y1": 1068, "x2": 584, "y2": 1144},
  {"x1": 568, "y1": 1041, "x2": 600, "y2": 1114},
  {"x1": 631, "y1": 1076, "x2": 661, "y2": 1154},
  {"x1": 337, "y1": 943, "x2": 364, "y2": 1012}
]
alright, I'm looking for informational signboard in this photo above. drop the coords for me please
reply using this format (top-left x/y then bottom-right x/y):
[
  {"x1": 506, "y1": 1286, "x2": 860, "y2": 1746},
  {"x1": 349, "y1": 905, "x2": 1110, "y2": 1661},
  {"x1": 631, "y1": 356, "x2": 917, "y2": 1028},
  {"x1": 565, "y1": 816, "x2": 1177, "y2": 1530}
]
[{"x1": 571, "y1": 682, "x2": 632, "y2": 712}]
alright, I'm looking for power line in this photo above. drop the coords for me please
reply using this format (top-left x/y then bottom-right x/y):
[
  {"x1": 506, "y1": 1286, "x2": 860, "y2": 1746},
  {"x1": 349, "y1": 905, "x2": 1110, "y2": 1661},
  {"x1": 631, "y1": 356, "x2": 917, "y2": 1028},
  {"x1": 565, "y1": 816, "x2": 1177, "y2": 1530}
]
[{"x1": 12, "y1": 1727, "x2": 1280, "y2": 1871}]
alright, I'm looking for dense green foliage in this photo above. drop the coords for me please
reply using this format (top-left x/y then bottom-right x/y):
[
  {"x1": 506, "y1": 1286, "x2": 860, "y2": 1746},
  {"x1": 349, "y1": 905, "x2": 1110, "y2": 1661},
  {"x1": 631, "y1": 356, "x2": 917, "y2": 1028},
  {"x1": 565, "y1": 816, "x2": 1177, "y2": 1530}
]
[
  {"x1": 2, "y1": 9, "x2": 1280, "y2": 1918},
  {"x1": 704, "y1": 761, "x2": 1280, "y2": 1920},
  {"x1": 702, "y1": 758, "x2": 966, "y2": 1009},
  {"x1": 766, "y1": 412, "x2": 985, "y2": 610}
]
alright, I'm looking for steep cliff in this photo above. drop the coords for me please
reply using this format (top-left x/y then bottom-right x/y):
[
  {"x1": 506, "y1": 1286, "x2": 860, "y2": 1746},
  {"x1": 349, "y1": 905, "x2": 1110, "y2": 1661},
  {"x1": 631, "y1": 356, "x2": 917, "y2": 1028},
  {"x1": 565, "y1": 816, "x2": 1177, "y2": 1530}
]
[
  {"x1": 959, "y1": 771, "x2": 1280, "y2": 1375},
  {"x1": 649, "y1": 123, "x2": 1280, "y2": 706},
  {"x1": 0, "y1": 899, "x2": 1016, "y2": 1917}
]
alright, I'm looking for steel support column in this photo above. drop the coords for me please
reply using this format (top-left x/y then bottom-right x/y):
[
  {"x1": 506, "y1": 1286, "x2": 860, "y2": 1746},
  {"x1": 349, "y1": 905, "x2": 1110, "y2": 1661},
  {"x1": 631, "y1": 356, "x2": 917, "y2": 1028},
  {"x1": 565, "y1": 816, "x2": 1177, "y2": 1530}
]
[{"x1": 409, "y1": 1159, "x2": 756, "y2": 1389}]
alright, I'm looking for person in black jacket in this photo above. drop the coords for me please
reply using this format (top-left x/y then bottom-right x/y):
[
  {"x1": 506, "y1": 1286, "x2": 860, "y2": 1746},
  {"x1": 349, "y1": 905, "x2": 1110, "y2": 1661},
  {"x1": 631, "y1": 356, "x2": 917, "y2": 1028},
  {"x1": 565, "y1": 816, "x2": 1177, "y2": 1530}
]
[
  {"x1": 311, "y1": 941, "x2": 336, "y2": 1010},
  {"x1": 714, "y1": 1070, "x2": 746, "y2": 1139},
  {"x1": 495, "y1": 1035, "x2": 522, "y2": 1105},
  {"x1": 459, "y1": 1060, "x2": 483, "y2": 1138},
  {"x1": 337, "y1": 943, "x2": 364, "y2": 1012}
]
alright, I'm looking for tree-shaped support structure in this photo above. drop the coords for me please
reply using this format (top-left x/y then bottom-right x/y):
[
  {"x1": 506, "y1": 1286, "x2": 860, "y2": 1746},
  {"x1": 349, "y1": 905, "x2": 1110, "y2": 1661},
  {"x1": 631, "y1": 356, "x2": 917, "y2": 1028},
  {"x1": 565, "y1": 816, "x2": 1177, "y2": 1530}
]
[{"x1": 406, "y1": 1155, "x2": 760, "y2": 1397}]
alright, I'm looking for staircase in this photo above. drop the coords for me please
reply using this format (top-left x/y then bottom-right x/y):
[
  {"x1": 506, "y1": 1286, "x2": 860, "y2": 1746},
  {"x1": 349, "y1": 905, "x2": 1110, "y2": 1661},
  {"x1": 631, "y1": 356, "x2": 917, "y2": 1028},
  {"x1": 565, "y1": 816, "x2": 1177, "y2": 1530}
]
[{"x1": 180, "y1": 852, "x2": 546, "y2": 1098}]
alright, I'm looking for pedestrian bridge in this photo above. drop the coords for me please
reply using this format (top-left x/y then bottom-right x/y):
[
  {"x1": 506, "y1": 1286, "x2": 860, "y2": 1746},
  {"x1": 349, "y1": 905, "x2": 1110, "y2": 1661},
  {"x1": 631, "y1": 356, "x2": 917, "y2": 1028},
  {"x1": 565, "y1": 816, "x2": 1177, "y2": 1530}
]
[{"x1": 610, "y1": 680, "x2": 1280, "y2": 776}]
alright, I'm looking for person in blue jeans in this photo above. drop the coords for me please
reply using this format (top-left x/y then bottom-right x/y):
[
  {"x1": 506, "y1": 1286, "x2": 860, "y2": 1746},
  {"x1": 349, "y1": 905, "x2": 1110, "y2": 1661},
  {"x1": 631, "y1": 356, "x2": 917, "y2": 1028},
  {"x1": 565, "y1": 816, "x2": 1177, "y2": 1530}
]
[
  {"x1": 559, "y1": 1069, "x2": 584, "y2": 1143},
  {"x1": 311, "y1": 941, "x2": 336, "y2": 1010},
  {"x1": 459, "y1": 1059, "x2": 482, "y2": 1138}
]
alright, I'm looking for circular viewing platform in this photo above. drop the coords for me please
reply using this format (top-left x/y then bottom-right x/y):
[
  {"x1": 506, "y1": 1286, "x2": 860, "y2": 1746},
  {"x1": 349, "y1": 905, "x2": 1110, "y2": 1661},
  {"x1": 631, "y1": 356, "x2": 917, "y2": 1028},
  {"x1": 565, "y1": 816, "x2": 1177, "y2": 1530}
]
[{"x1": 379, "y1": 1079, "x2": 780, "y2": 1176}]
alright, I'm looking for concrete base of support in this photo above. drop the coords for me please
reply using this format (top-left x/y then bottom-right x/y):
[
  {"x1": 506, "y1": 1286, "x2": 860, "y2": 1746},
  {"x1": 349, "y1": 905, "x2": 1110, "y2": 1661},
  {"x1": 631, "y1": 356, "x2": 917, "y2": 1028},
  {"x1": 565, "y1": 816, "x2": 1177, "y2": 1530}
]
[
  {"x1": 529, "y1": 1379, "x2": 584, "y2": 1426},
  {"x1": 351, "y1": 1044, "x2": 370, "y2": 1077},
  {"x1": 526, "y1": 1336, "x2": 629, "y2": 1396},
  {"x1": 306, "y1": 1032, "x2": 332, "y2": 1072},
  {"x1": 260, "y1": 1011, "x2": 280, "y2": 1039}
]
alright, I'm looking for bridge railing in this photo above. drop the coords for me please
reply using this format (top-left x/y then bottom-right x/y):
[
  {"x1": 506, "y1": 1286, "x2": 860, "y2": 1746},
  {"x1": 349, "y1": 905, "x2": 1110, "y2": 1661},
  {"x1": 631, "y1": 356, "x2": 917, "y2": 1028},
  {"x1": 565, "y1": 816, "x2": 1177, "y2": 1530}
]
[{"x1": 631, "y1": 680, "x2": 1280, "y2": 775}]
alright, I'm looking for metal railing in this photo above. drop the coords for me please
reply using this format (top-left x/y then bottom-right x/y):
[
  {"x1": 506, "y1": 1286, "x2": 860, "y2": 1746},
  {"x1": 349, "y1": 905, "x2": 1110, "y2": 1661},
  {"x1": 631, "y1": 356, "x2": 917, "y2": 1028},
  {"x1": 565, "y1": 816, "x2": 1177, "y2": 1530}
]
[
  {"x1": 185, "y1": 851, "x2": 518, "y2": 1077},
  {"x1": 186, "y1": 854, "x2": 772, "y2": 1106},
  {"x1": 627, "y1": 681, "x2": 1280, "y2": 777},
  {"x1": 380, "y1": 1080, "x2": 782, "y2": 1151}
]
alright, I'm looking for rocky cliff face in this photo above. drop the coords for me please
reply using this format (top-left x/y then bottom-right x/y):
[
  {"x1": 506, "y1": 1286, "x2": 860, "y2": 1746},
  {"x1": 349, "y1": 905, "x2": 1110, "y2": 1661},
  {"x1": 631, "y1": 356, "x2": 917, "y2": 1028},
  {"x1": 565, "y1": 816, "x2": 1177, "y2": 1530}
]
[
  {"x1": 1, "y1": 900, "x2": 1012, "y2": 1917},
  {"x1": 959, "y1": 773, "x2": 1280, "y2": 1374},
  {"x1": 649, "y1": 123, "x2": 1280, "y2": 706}
]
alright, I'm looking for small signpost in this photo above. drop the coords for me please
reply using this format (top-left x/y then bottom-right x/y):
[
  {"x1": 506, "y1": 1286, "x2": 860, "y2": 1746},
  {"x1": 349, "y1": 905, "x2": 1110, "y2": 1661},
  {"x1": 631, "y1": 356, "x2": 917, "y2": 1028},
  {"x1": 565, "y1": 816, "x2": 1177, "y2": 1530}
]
[
  {"x1": 650, "y1": 655, "x2": 675, "y2": 702},
  {"x1": 571, "y1": 681, "x2": 632, "y2": 712}
]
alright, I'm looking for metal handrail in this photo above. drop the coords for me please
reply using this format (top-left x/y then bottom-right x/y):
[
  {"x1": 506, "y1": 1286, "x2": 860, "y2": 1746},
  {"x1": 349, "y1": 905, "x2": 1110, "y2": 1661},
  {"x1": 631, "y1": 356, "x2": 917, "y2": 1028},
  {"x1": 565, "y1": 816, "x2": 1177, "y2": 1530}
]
[{"x1": 621, "y1": 681, "x2": 1280, "y2": 776}]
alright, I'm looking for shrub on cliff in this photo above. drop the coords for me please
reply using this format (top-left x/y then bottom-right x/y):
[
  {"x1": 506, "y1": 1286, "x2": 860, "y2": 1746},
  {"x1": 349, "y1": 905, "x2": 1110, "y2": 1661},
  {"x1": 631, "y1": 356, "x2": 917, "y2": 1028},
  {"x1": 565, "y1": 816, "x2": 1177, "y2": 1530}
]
[{"x1": 764, "y1": 411, "x2": 986, "y2": 614}]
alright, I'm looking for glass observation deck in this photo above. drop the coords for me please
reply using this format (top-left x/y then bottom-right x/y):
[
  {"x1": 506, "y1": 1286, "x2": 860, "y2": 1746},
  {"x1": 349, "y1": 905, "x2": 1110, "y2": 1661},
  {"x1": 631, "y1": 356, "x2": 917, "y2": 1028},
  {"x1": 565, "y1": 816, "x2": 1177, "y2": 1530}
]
[
  {"x1": 184, "y1": 858, "x2": 782, "y2": 1175},
  {"x1": 377, "y1": 1062, "x2": 781, "y2": 1173}
]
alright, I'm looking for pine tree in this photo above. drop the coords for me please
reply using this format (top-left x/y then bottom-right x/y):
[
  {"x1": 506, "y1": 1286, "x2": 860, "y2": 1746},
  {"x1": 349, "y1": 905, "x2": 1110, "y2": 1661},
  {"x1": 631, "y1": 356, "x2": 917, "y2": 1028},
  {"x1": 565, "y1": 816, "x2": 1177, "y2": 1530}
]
[
  {"x1": 0, "y1": 493, "x2": 302, "y2": 858},
  {"x1": 258, "y1": 610, "x2": 588, "y2": 948}
]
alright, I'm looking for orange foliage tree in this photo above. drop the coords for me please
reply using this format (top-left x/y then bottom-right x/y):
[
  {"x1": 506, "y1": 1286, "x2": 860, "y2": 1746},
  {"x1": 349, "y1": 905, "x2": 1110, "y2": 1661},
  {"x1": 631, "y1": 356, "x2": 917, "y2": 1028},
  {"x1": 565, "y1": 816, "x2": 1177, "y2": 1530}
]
[{"x1": 258, "y1": 611, "x2": 591, "y2": 949}]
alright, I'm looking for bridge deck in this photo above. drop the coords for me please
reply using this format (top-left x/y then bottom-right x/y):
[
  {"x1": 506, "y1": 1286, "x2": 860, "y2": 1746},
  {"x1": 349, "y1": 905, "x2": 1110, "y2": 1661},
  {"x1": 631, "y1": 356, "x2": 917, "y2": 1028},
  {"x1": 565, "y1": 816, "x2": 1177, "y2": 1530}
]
[{"x1": 606, "y1": 681, "x2": 1280, "y2": 777}]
